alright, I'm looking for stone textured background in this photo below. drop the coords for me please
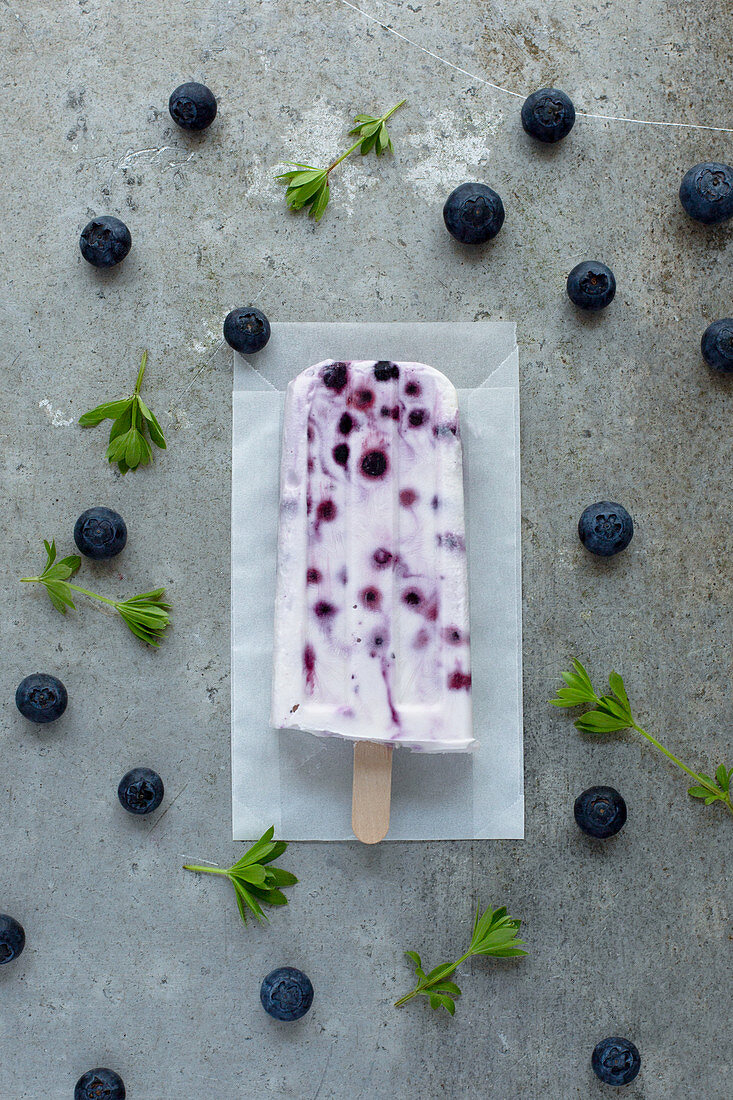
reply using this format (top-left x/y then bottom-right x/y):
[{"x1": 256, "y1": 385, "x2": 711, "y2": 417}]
[{"x1": 0, "y1": 1, "x2": 730, "y2": 1097}]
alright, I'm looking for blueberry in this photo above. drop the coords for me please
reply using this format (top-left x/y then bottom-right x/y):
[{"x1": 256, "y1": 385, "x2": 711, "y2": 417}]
[
  {"x1": 79, "y1": 216, "x2": 132, "y2": 268},
  {"x1": 168, "y1": 81, "x2": 217, "y2": 131},
  {"x1": 521, "y1": 88, "x2": 575, "y2": 143},
  {"x1": 117, "y1": 768, "x2": 164, "y2": 815},
  {"x1": 701, "y1": 318, "x2": 733, "y2": 374},
  {"x1": 443, "y1": 182, "x2": 505, "y2": 244},
  {"x1": 74, "y1": 1068, "x2": 126, "y2": 1100},
  {"x1": 567, "y1": 261, "x2": 616, "y2": 310},
  {"x1": 223, "y1": 307, "x2": 271, "y2": 354},
  {"x1": 578, "y1": 501, "x2": 633, "y2": 557},
  {"x1": 574, "y1": 786, "x2": 627, "y2": 838},
  {"x1": 0, "y1": 914, "x2": 25, "y2": 964},
  {"x1": 333, "y1": 443, "x2": 349, "y2": 465},
  {"x1": 592, "y1": 1037, "x2": 641, "y2": 1086},
  {"x1": 260, "y1": 966, "x2": 314, "y2": 1021},
  {"x1": 15, "y1": 673, "x2": 68, "y2": 723},
  {"x1": 679, "y1": 162, "x2": 733, "y2": 224},
  {"x1": 74, "y1": 507, "x2": 127, "y2": 560}
]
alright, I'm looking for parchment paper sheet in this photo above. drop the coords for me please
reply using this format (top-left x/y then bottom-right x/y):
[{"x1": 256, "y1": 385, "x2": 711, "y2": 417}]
[{"x1": 231, "y1": 323, "x2": 523, "y2": 840}]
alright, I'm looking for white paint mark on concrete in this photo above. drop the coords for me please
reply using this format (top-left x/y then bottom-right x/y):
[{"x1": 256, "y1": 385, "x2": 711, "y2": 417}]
[
  {"x1": 39, "y1": 399, "x2": 74, "y2": 427},
  {"x1": 402, "y1": 107, "x2": 500, "y2": 191}
]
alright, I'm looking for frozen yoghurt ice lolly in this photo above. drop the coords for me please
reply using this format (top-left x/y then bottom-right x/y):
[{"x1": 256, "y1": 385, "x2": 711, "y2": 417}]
[{"x1": 270, "y1": 358, "x2": 475, "y2": 753}]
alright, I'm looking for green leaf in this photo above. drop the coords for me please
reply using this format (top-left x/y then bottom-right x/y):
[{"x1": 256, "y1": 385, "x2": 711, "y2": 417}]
[
  {"x1": 698, "y1": 773, "x2": 718, "y2": 789},
  {"x1": 43, "y1": 539, "x2": 56, "y2": 568},
  {"x1": 704, "y1": 795, "x2": 718, "y2": 805},
  {"x1": 79, "y1": 399, "x2": 130, "y2": 427},
  {"x1": 405, "y1": 950, "x2": 422, "y2": 971},
  {"x1": 310, "y1": 182, "x2": 330, "y2": 222},
  {"x1": 376, "y1": 122, "x2": 390, "y2": 154},
  {"x1": 429, "y1": 980, "x2": 461, "y2": 997},
  {"x1": 235, "y1": 864, "x2": 269, "y2": 887},
  {"x1": 597, "y1": 695, "x2": 632, "y2": 723},
  {"x1": 125, "y1": 429, "x2": 143, "y2": 469},
  {"x1": 232, "y1": 879, "x2": 266, "y2": 923},
  {"x1": 574, "y1": 710, "x2": 630, "y2": 734},
  {"x1": 441, "y1": 995, "x2": 456, "y2": 1016},
  {"x1": 268, "y1": 867, "x2": 298, "y2": 887},
  {"x1": 360, "y1": 131, "x2": 379, "y2": 156},
  {"x1": 428, "y1": 993, "x2": 441, "y2": 1011},
  {"x1": 550, "y1": 687, "x2": 595, "y2": 707},
  {"x1": 608, "y1": 671, "x2": 630, "y2": 711},
  {"x1": 716, "y1": 765, "x2": 729, "y2": 791},
  {"x1": 688, "y1": 786, "x2": 711, "y2": 800},
  {"x1": 571, "y1": 658, "x2": 595, "y2": 692},
  {"x1": 108, "y1": 404, "x2": 134, "y2": 442},
  {"x1": 138, "y1": 400, "x2": 166, "y2": 449}
]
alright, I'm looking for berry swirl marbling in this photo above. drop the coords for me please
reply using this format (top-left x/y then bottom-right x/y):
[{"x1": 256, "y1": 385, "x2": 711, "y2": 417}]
[{"x1": 270, "y1": 359, "x2": 475, "y2": 752}]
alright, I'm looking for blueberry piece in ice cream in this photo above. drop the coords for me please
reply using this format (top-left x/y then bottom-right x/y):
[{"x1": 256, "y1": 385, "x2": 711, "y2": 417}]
[
  {"x1": 322, "y1": 362, "x2": 348, "y2": 391},
  {"x1": 361, "y1": 450, "x2": 388, "y2": 478}
]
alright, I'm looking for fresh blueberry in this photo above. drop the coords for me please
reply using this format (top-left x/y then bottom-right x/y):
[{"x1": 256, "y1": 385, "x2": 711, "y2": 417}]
[
  {"x1": 74, "y1": 1068, "x2": 126, "y2": 1100},
  {"x1": 443, "y1": 182, "x2": 505, "y2": 244},
  {"x1": 223, "y1": 307, "x2": 271, "y2": 354},
  {"x1": 117, "y1": 768, "x2": 164, "y2": 815},
  {"x1": 592, "y1": 1037, "x2": 641, "y2": 1086},
  {"x1": 567, "y1": 261, "x2": 616, "y2": 310},
  {"x1": 74, "y1": 507, "x2": 127, "y2": 560},
  {"x1": 79, "y1": 216, "x2": 132, "y2": 268},
  {"x1": 521, "y1": 88, "x2": 575, "y2": 143},
  {"x1": 574, "y1": 786, "x2": 627, "y2": 838},
  {"x1": 679, "y1": 162, "x2": 733, "y2": 224},
  {"x1": 0, "y1": 914, "x2": 25, "y2": 964},
  {"x1": 578, "y1": 501, "x2": 633, "y2": 556},
  {"x1": 701, "y1": 318, "x2": 733, "y2": 374},
  {"x1": 169, "y1": 82, "x2": 217, "y2": 131},
  {"x1": 260, "y1": 966, "x2": 314, "y2": 1021},
  {"x1": 15, "y1": 673, "x2": 68, "y2": 724}
]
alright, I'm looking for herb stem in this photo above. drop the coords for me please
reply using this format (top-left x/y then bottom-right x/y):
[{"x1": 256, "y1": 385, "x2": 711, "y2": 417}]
[
  {"x1": 327, "y1": 138, "x2": 364, "y2": 175},
  {"x1": 182, "y1": 865, "x2": 229, "y2": 876},
  {"x1": 326, "y1": 100, "x2": 406, "y2": 175},
  {"x1": 134, "y1": 350, "x2": 147, "y2": 394},
  {"x1": 394, "y1": 950, "x2": 470, "y2": 1008},
  {"x1": 65, "y1": 583, "x2": 118, "y2": 608},
  {"x1": 632, "y1": 722, "x2": 708, "y2": 784}
]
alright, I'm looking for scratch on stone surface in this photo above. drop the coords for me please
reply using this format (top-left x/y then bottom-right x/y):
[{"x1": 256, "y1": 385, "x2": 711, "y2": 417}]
[
  {"x1": 311, "y1": 1043, "x2": 335, "y2": 1100},
  {"x1": 2, "y1": 0, "x2": 38, "y2": 54},
  {"x1": 148, "y1": 781, "x2": 189, "y2": 834},
  {"x1": 38, "y1": 399, "x2": 74, "y2": 427}
]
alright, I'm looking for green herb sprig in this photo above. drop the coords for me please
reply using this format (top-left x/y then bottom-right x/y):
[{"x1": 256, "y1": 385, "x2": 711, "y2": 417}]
[
  {"x1": 551, "y1": 658, "x2": 733, "y2": 815},
  {"x1": 80, "y1": 350, "x2": 166, "y2": 474},
  {"x1": 395, "y1": 902, "x2": 527, "y2": 1015},
  {"x1": 21, "y1": 539, "x2": 171, "y2": 646},
  {"x1": 276, "y1": 99, "x2": 405, "y2": 222},
  {"x1": 183, "y1": 826, "x2": 297, "y2": 924}
]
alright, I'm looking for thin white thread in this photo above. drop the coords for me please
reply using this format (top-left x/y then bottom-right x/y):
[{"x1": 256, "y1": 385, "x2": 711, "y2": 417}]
[{"x1": 339, "y1": 0, "x2": 733, "y2": 135}]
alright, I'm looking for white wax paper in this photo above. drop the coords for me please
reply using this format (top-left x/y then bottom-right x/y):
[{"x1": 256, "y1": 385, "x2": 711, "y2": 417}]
[{"x1": 231, "y1": 323, "x2": 523, "y2": 840}]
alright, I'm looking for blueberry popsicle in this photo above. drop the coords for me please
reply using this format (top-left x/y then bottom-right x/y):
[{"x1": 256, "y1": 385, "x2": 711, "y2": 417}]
[{"x1": 270, "y1": 358, "x2": 475, "y2": 753}]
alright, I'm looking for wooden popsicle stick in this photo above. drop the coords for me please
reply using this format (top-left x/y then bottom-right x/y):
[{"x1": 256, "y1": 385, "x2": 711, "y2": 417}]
[{"x1": 352, "y1": 742, "x2": 393, "y2": 844}]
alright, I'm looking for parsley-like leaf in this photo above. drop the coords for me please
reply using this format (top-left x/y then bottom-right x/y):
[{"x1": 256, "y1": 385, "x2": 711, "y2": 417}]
[
  {"x1": 183, "y1": 826, "x2": 297, "y2": 925},
  {"x1": 80, "y1": 350, "x2": 167, "y2": 474},
  {"x1": 395, "y1": 901, "x2": 527, "y2": 1014},
  {"x1": 550, "y1": 659, "x2": 733, "y2": 817},
  {"x1": 276, "y1": 99, "x2": 405, "y2": 222},
  {"x1": 21, "y1": 539, "x2": 171, "y2": 646}
]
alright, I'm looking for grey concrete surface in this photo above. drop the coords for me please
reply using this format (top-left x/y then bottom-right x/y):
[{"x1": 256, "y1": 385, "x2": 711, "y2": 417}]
[{"x1": 1, "y1": 1, "x2": 731, "y2": 1097}]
